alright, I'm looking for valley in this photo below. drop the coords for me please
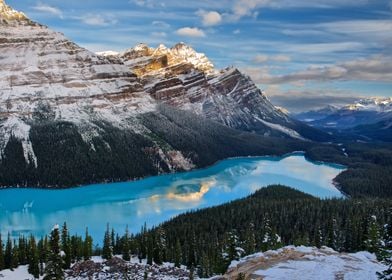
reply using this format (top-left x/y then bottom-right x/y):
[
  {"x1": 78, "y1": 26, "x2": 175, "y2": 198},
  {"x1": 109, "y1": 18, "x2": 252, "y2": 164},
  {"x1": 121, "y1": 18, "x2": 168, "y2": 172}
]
[{"x1": 0, "y1": 0, "x2": 391, "y2": 279}]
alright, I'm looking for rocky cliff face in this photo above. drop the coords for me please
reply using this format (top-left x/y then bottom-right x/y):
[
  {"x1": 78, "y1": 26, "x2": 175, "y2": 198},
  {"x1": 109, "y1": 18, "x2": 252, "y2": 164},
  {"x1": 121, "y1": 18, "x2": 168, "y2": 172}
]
[
  {"x1": 0, "y1": 0, "x2": 313, "y2": 188},
  {"x1": 111, "y1": 43, "x2": 327, "y2": 141},
  {"x1": 0, "y1": 0, "x2": 158, "y2": 168}
]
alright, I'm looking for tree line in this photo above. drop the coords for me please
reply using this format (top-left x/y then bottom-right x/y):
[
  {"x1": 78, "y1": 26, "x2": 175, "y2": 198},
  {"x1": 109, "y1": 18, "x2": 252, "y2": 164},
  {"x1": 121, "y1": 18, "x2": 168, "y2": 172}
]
[{"x1": 0, "y1": 186, "x2": 391, "y2": 279}]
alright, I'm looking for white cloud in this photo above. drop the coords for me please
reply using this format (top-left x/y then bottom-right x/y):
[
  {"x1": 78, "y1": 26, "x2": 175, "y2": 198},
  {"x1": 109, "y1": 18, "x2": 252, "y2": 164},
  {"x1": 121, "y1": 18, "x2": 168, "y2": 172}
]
[
  {"x1": 82, "y1": 14, "x2": 117, "y2": 26},
  {"x1": 196, "y1": 10, "x2": 222, "y2": 26},
  {"x1": 268, "y1": 90, "x2": 361, "y2": 113},
  {"x1": 245, "y1": 55, "x2": 392, "y2": 84},
  {"x1": 273, "y1": 55, "x2": 291, "y2": 62},
  {"x1": 253, "y1": 54, "x2": 291, "y2": 63},
  {"x1": 151, "y1": 31, "x2": 167, "y2": 37},
  {"x1": 232, "y1": 0, "x2": 269, "y2": 20},
  {"x1": 133, "y1": 0, "x2": 162, "y2": 8},
  {"x1": 286, "y1": 42, "x2": 365, "y2": 54},
  {"x1": 152, "y1": 20, "x2": 170, "y2": 29},
  {"x1": 176, "y1": 27, "x2": 206, "y2": 37},
  {"x1": 230, "y1": 0, "x2": 370, "y2": 21},
  {"x1": 254, "y1": 54, "x2": 269, "y2": 63},
  {"x1": 233, "y1": 29, "x2": 241, "y2": 34},
  {"x1": 33, "y1": 2, "x2": 63, "y2": 18}
]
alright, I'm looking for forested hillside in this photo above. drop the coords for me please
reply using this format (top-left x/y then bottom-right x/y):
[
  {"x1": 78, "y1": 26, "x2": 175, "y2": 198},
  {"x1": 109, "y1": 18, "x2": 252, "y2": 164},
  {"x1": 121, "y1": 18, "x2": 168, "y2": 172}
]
[{"x1": 1, "y1": 186, "x2": 391, "y2": 278}]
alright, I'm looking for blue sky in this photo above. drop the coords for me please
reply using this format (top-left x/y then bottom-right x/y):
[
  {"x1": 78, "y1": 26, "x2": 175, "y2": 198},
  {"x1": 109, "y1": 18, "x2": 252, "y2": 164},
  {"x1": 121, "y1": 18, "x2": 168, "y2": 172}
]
[{"x1": 7, "y1": 0, "x2": 392, "y2": 111}]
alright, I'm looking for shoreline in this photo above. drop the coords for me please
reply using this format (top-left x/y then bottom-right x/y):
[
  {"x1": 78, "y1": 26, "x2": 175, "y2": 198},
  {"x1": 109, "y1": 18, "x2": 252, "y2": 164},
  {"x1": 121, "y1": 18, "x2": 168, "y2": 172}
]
[{"x1": 0, "y1": 150, "x2": 347, "y2": 191}]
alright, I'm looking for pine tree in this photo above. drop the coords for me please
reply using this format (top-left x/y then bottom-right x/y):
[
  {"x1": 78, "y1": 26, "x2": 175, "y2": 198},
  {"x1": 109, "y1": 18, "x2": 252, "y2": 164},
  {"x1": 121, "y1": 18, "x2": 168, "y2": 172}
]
[
  {"x1": 10, "y1": 241, "x2": 19, "y2": 269},
  {"x1": 111, "y1": 228, "x2": 116, "y2": 254},
  {"x1": 0, "y1": 235, "x2": 4, "y2": 270},
  {"x1": 28, "y1": 236, "x2": 40, "y2": 279},
  {"x1": 38, "y1": 236, "x2": 49, "y2": 276},
  {"x1": 153, "y1": 227, "x2": 166, "y2": 265},
  {"x1": 225, "y1": 231, "x2": 240, "y2": 263},
  {"x1": 61, "y1": 223, "x2": 71, "y2": 269},
  {"x1": 102, "y1": 224, "x2": 113, "y2": 260},
  {"x1": 122, "y1": 226, "x2": 131, "y2": 261},
  {"x1": 174, "y1": 239, "x2": 182, "y2": 268},
  {"x1": 187, "y1": 230, "x2": 196, "y2": 267},
  {"x1": 326, "y1": 218, "x2": 338, "y2": 250},
  {"x1": 244, "y1": 223, "x2": 256, "y2": 254},
  {"x1": 261, "y1": 219, "x2": 282, "y2": 251},
  {"x1": 146, "y1": 233, "x2": 153, "y2": 265},
  {"x1": 365, "y1": 215, "x2": 383, "y2": 258},
  {"x1": 44, "y1": 224, "x2": 64, "y2": 280},
  {"x1": 18, "y1": 235, "x2": 28, "y2": 265},
  {"x1": 4, "y1": 233, "x2": 12, "y2": 269},
  {"x1": 378, "y1": 220, "x2": 392, "y2": 279},
  {"x1": 138, "y1": 223, "x2": 148, "y2": 262},
  {"x1": 83, "y1": 228, "x2": 93, "y2": 261},
  {"x1": 199, "y1": 253, "x2": 210, "y2": 278}
]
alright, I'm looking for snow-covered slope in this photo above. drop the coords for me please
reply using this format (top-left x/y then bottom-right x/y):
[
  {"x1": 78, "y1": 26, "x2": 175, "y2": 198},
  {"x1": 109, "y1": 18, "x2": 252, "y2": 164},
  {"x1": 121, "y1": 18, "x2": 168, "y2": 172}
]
[
  {"x1": 0, "y1": 0, "x2": 318, "y2": 188},
  {"x1": 113, "y1": 43, "x2": 328, "y2": 141},
  {"x1": 344, "y1": 98, "x2": 392, "y2": 112},
  {"x1": 224, "y1": 246, "x2": 386, "y2": 280},
  {"x1": 0, "y1": 0, "x2": 158, "y2": 164},
  {"x1": 297, "y1": 98, "x2": 392, "y2": 129}
]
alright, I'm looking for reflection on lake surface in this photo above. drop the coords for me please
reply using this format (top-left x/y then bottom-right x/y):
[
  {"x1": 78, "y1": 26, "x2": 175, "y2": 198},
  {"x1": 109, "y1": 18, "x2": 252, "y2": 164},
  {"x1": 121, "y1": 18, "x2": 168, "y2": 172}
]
[{"x1": 0, "y1": 153, "x2": 345, "y2": 242}]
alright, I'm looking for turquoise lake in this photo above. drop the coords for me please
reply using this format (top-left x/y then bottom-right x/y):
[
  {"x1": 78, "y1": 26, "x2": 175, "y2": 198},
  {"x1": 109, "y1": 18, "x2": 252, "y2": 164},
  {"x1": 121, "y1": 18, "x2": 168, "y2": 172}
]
[{"x1": 0, "y1": 153, "x2": 345, "y2": 243}]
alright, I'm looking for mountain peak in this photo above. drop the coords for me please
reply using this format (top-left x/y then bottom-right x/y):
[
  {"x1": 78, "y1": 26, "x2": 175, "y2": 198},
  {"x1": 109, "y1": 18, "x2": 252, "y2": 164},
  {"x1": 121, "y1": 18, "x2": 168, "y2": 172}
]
[{"x1": 0, "y1": 0, "x2": 27, "y2": 21}]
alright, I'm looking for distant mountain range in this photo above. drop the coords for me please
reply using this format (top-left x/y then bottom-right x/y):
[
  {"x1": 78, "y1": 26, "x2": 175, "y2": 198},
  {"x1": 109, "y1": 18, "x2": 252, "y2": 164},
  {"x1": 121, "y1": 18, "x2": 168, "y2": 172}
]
[
  {"x1": 293, "y1": 98, "x2": 392, "y2": 141},
  {"x1": 0, "y1": 0, "x2": 327, "y2": 188}
]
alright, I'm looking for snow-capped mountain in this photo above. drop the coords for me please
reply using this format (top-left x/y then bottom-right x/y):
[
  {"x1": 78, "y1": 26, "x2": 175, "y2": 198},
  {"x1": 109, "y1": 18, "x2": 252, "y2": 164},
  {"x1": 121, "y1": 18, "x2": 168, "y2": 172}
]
[
  {"x1": 0, "y1": 0, "x2": 322, "y2": 188},
  {"x1": 293, "y1": 105, "x2": 339, "y2": 122},
  {"x1": 296, "y1": 98, "x2": 392, "y2": 129},
  {"x1": 344, "y1": 98, "x2": 392, "y2": 112},
  {"x1": 102, "y1": 43, "x2": 328, "y2": 141},
  {"x1": 0, "y1": 0, "x2": 155, "y2": 169}
]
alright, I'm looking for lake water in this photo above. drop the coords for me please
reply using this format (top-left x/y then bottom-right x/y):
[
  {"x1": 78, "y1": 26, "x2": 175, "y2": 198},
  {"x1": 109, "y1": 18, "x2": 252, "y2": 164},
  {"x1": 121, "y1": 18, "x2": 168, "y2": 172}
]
[{"x1": 0, "y1": 153, "x2": 345, "y2": 243}]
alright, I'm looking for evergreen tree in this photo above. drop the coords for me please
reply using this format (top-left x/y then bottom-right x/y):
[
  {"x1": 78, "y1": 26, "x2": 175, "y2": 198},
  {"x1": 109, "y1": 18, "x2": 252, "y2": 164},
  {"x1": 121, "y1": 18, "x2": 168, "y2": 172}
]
[
  {"x1": 111, "y1": 228, "x2": 116, "y2": 254},
  {"x1": 199, "y1": 253, "x2": 210, "y2": 278},
  {"x1": 378, "y1": 220, "x2": 392, "y2": 279},
  {"x1": 18, "y1": 236, "x2": 28, "y2": 265},
  {"x1": 44, "y1": 224, "x2": 64, "y2": 280},
  {"x1": 4, "y1": 233, "x2": 12, "y2": 269},
  {"x1": 365, "y1": 215, "x2": 383, "y2": 258},
  {"x1": 261, "y1": 219, "x2": 282, "y2": 251},
  {"x1": 153, "y1": 227, "x2": 166, "y2": 265},
  {"x1": 102, "y1": 224, "x2": 113, "y2": 260},
  {"x1": 28, "y1": 236, "x2": 40, "y2": 279},
  {"x1": 146, "y1": 233, "x2": 153, "y2": 265},
  {"x1": 10, "y1": 242, "x2": 19, "y2": 269},
  {"x1": 244, "y1": 223, "x2": 256, "y2": 254},
  {"x1": 61, "y1": 223, "x2": 71, "y2": 269},
  {"x1": 187, "y1": 230, "x2": 196, "y2": 267},
  {"x1": 38, "y1": 236, "x2": 49, "y2": 276},
  {"x1": 122, "y1": 226, "x2": 131, "y2": 261},
  {"x1": 138, "y1": 223, "x2": 148, "y2": 262},
  {"x1": 83, "y1": 228, "x2": 93, "y2": 261},
  {"x1": 174, "y1": 239, "x2": 182, "y2": 268},
  {"x1": 224, "y1": 231, "x2": 241, "y2": 263},
  {"x1": 0, "y1": 235, "x2": 4, "y2": 270}
]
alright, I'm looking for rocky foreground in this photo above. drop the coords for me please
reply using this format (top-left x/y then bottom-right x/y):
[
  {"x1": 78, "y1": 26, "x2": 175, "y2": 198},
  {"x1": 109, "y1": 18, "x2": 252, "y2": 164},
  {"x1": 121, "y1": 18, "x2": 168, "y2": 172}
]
[
  {"x1": 0, "y1": 246, "x2": 386, "y2": 280},
  {"x1": 218, "y1": 246, "x2": 386, "y2": 280}
]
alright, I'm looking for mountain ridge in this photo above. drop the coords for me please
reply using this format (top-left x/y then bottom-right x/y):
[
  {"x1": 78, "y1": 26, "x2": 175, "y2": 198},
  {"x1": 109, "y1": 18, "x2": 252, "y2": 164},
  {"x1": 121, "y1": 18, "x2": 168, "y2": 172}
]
[
  {"x1": 0, "y1": 0, "x2": 323, "y2": 188},
  {"x1": 102, "y1": 42, "x2": 330, "y2": 141}
]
